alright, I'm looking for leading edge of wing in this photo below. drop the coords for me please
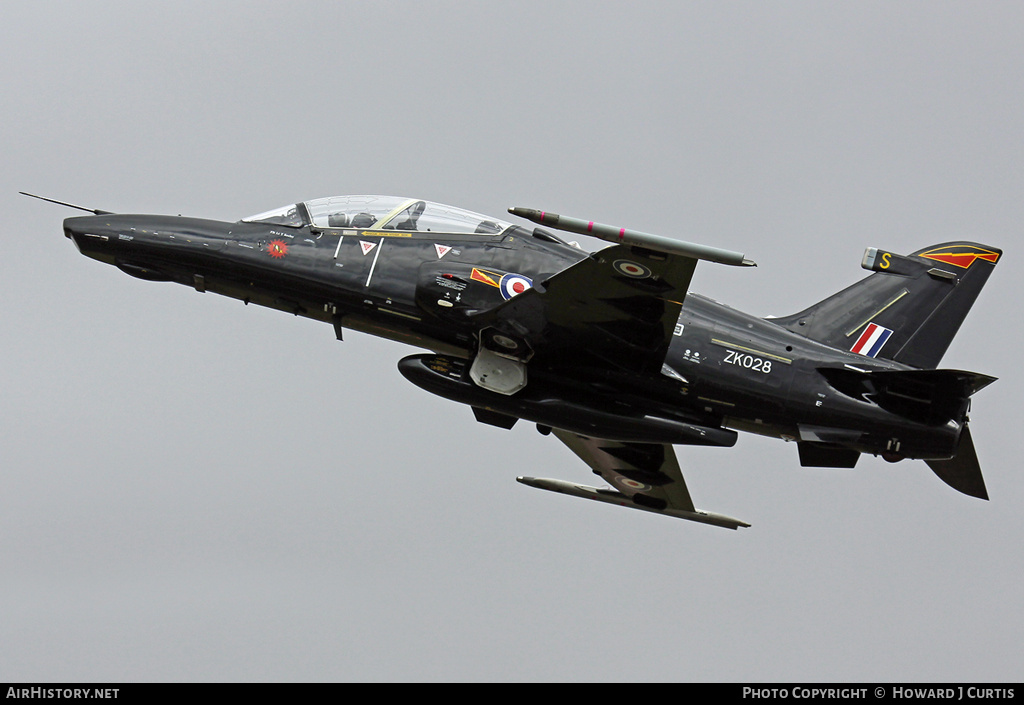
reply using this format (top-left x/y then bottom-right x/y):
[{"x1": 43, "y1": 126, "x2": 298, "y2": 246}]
[{"x1": 522, "y1": 430, "x2": 749, "y2": 529}]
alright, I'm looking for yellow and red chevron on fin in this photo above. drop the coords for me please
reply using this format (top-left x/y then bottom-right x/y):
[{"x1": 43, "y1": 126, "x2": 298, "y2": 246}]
[{"x1": 918, "y1": 246, "x2": 1000, "y2": 269}]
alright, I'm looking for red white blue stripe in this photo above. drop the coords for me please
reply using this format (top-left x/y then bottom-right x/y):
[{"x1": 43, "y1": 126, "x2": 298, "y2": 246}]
[{"x1": 851, "y1": 322, "x2": 893, "y2": 358}]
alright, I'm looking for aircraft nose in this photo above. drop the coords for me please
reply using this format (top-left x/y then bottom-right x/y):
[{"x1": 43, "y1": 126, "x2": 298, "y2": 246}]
[
  {"x1": 64, "y1": 213, "x2": 233, "y2": 276},
  {"x1": 64, "y1": 215, "x2": 117, "y2": 255},
  {"x1": 63, "y1": 214, "x2": 151, "y2": 268}
]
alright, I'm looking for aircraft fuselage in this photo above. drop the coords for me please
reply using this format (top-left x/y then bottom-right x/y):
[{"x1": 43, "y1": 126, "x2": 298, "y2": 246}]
[{"x1": 64, "y1": 211, "x2": 961, "y2": 466}]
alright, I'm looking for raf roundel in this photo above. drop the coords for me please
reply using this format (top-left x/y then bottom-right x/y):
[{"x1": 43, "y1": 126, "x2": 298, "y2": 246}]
[
  {"x1": 616, "y1": 476, "x2": 652, "y2": 492},
  {"x1": 612, "y1": 259, "x2": 651, "y2": 279},
  {"x1": 499, "y1": 273, "x2": 533, "y2": 300}
]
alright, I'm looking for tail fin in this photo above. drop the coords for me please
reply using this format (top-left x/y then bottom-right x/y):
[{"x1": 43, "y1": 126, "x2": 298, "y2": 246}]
[{"x1": 772, "y1": 242, "x2": 1001, "y2": 368}]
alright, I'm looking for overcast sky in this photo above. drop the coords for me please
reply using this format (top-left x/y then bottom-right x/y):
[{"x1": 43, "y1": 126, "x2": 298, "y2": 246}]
[{"x1": 2, "y1": 1, "x2": 1021, "y2": 682}]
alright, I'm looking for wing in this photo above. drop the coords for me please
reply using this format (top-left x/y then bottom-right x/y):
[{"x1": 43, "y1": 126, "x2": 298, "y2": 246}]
[
  {"x1": 554, "y1": 430, "x2": 695, "y2": 508},
  {"x1": 475, "y1": 237, "x2": 751, "y2": 527},
  {"x1": 478, "y1": 244, "x2": 697, "y2": 375},
  {"x1": 517, "y1": 429, "x2": 749, "y2": 529}
]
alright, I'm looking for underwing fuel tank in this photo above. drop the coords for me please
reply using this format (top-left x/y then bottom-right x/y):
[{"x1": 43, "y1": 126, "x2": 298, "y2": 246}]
[{"x1": 398, "y1": 354, "x2": 737, "y2": 447}]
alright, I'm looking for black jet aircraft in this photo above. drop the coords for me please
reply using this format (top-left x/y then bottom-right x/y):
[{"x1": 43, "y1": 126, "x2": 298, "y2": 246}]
[{"x1": 32, "y1": 192, "x2": 1001, "y2": 529}]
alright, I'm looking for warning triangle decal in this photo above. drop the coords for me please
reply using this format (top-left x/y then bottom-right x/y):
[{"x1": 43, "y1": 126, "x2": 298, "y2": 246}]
[
  {"x1": 359, "y1": 240, "x2": 377, "y2": 256},
  {"x1": 434, "y1": 244, "x2": 452, "y2": 259}
]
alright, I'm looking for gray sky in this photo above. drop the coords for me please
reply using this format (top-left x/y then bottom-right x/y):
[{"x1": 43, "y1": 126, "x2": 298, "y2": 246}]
[{"x1": 2, "y1": 1, "x2": 1021, "y2": 682}]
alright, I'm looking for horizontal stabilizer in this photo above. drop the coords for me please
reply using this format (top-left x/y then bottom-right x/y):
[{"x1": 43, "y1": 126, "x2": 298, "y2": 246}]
[
  {"x1": 925, "y1": 424, "x2": 988, "y2": 500},
  {"x1": 819, "y1": 367, "x2": 997, "y2": 424},
  {"x1": 516, "y1": 476, "x2": 750, "y2": 529}
]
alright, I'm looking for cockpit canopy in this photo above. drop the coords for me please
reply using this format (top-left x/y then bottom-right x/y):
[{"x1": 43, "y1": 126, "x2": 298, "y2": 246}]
[{"x1": 242, "y1": 196, "x2": 513, "y2": 235}]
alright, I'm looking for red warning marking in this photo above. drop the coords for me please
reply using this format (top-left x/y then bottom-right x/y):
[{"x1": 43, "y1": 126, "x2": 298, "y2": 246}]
[
  {"x1": 360, "y1": 240, "x2": 377, "y2": 256},
  {"x1": 267, "y1": 240, "x2": 288, "y2": 259},
  {"x1": 471, "y1": 268, "x2": 500, "y2": 287},
  {"x1": 435, "y1": 244, "x2": 452, "y2": 259}
]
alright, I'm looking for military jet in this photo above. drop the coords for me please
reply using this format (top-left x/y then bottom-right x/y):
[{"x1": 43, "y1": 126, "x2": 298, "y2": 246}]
[{"x1": 31, "y1": 192, "x2": 1000, "y2": 529}]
